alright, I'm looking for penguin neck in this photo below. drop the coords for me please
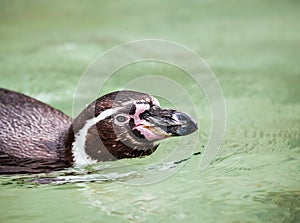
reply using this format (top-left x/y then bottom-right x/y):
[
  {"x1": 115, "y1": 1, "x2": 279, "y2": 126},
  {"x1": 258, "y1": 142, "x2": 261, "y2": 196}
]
[{"x1": 71, "y1": 108, "x2": 114, "y2": 166}]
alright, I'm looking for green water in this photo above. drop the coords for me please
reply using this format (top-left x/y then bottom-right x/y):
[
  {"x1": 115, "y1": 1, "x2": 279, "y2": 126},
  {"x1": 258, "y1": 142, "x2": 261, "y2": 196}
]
[{"x1": 0, "y1": 0, "x2": 299, "y2": 222}]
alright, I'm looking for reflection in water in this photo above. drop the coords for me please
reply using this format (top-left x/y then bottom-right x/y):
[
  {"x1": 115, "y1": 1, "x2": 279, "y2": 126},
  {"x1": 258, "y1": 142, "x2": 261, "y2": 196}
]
[
  {"x1": 253, "y1": 191, "x2": 300, "y2": 223},
  {"x1": 0, "y1": 124, "x2": 299, "y2": 223}
]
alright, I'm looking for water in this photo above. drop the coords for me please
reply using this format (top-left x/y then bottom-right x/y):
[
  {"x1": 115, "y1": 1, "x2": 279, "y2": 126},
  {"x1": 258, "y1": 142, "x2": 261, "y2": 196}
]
[{"x1": 1, "y1": 1, "x2": 299, "y2": 222}]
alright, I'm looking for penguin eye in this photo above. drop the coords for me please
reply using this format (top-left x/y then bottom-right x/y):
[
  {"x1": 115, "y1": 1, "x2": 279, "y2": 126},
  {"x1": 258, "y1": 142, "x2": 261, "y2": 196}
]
[{"x1": 116, "y1": 115, "x2": 127, "y2": 122}]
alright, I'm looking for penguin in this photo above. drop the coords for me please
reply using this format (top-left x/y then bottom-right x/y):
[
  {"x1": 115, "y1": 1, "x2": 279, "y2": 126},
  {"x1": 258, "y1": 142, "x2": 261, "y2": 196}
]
[{"x1": 0, "y1": 88, "x2": 197, "y2": 174}]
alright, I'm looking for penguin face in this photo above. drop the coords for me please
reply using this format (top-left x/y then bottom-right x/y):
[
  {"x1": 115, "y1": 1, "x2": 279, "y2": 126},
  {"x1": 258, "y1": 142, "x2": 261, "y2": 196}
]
[
  {"x1": 111, "y1": 100, "x2": 198, "y2": 142},
  {"x1": 92, "y1": 91, "x2": 198, "y2": 159}
]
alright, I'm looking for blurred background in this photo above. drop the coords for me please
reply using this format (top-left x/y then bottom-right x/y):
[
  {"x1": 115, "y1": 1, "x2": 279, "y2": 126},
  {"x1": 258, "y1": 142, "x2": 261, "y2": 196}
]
[{"x1": 0, "y1": 1, "x2": 299, "y2": 223}]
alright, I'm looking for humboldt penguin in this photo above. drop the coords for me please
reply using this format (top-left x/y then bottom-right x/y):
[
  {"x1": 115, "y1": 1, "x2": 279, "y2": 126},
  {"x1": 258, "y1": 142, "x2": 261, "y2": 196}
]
[{"x1": 0, "y1": 88, "x2": 197, "y2": 174}]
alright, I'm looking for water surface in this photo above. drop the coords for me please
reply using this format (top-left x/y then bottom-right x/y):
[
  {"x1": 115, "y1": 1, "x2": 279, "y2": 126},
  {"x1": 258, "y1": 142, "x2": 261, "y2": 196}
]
[{"x1": 0, "y1": 1, "x2": 299, "y2": 222}]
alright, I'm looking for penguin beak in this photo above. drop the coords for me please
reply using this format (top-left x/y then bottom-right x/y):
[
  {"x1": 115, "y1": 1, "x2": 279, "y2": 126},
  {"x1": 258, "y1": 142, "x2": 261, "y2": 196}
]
[
  {"x1": 165, "y1": 111, "x2": 198, "y2": 136},
  {"x1": 135, "y1": 106, "x2": 198, "y2": 141}
]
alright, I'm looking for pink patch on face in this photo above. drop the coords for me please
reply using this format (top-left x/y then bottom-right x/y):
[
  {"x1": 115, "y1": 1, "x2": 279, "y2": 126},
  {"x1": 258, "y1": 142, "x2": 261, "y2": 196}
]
[
  {"x1": 129, "y1": 102, "x2": 165, "y2": 141},
  {"x1": 133, "y1": 125, "x2": 165, "y2": 141}
]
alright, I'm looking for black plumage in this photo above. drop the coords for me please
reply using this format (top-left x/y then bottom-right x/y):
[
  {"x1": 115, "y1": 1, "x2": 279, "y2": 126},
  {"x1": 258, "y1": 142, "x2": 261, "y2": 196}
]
[{"x1": 0, "y1": 88, "x2": 197, "y2": 174}]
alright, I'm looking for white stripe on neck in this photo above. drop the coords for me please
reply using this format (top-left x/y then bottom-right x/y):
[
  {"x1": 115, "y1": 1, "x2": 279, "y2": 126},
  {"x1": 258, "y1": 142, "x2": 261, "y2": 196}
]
[{"x1": 72, "y1": 108, "x2": 114, "y2": 166}]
